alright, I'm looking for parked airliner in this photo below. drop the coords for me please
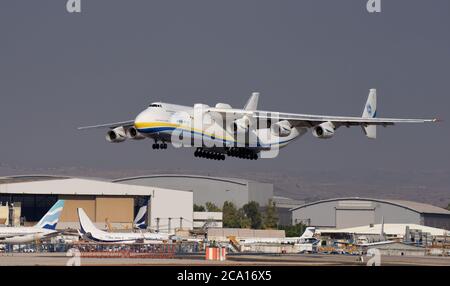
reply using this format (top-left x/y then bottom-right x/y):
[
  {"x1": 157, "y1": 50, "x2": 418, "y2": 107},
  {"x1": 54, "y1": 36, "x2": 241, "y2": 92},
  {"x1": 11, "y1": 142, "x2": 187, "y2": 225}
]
[
  {"x1": 77, "y1": 208, "x2": 169, "y2": 244},
  {"x1": 79, "y1": 89, "x2": 438, "y2": 160},
  {"x1": 0, "y1": 200, "x2": 65, "y2": 244},
  {"x1": 239, "y1": 227, "x2": 320, "y2": 245}
]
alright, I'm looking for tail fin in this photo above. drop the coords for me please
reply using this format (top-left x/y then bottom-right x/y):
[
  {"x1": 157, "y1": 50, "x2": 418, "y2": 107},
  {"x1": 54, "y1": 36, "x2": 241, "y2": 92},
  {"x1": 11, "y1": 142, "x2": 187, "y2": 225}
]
[
  {"x1": 77, "y1": 208, "x2": 100, "y2": 235},
  {"x1": 300, "y1": 227, "x2": 316, "y2": 239},
  {"x1": 362, "y1": 88, "x2": 377, "y2": 139},
  {"x1": 35, "y1": 200, "x2": 65, "y2": 230},
  {"x1": 134, "y1": 199, "x2": 149, "y2": 229},
  {"x1": 244, "y1": 92, "x2": 259, "y2": 111}
]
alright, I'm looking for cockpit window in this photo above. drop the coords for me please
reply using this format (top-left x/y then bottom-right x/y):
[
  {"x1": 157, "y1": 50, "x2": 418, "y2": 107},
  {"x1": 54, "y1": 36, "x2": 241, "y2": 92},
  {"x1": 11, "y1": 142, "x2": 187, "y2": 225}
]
[{"x1": 149, "y1": 104, "x2": 162, "y2": 108}]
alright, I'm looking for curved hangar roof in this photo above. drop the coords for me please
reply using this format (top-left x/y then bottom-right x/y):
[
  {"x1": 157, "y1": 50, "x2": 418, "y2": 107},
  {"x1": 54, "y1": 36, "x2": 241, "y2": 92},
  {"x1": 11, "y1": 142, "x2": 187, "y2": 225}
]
[
  {"x1": 114, "y1": 174, "x2": 252, "y2": 186},
  {"x1": 0, "y1": 175, "x2": 166, "y2": 196},
  {"x1": 291, "y1": 197, "x2": 450, "y2": 215},
  {"x1": 114, "y1": 174, "x2": 274, "y2": 207}
]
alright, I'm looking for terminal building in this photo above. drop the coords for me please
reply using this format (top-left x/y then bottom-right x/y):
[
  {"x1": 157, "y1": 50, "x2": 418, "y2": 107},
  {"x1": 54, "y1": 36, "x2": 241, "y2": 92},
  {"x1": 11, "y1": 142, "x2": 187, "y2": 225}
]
[{"x1": 291, "y1": 197, "x2": 450, "y2": 230}]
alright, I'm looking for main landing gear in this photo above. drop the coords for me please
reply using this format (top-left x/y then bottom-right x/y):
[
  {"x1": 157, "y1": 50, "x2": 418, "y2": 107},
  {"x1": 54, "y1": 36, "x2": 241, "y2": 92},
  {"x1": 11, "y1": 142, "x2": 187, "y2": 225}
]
[
  {"x1": 194, "y1": 148, "x2": 226, "y2": 160},
  {"x1": 226, "y1": 148, "x2": 258, "y2": 160},
  {"x1": 152, "y1": 142, "x2": 168, "y2": 149},
  {"x1": 194, "y1": 147, "x2": 259, "y2": 161}
]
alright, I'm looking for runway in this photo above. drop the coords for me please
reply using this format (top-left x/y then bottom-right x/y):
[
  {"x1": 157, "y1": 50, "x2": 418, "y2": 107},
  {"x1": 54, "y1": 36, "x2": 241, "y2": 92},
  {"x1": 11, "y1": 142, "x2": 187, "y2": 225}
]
[{"x1": 1, "y1": 253, "x2": 449, "y2": 266}]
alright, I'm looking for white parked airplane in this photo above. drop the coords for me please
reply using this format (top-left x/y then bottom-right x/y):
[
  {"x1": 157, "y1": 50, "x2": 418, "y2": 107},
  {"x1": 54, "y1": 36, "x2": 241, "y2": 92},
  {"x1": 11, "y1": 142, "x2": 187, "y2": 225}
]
[
  {"x1": 79, "y1": 89, "x2": 438, "y2": 160},
  {"x1": 77, "y1": 208, "x2": 169, "y2": 244},
  {"x1": 0, "y1": 200, "x2": 65, "y2": 244},
  {"x1": 238, "y1": 227, "x2": 320, "y2": 245}
]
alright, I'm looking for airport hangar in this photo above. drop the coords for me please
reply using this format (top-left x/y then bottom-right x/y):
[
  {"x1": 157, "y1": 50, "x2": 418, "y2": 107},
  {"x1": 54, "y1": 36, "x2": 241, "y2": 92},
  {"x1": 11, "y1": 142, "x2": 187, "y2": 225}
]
[
  {"x1": 291, "y1": 197, "x2": 450, "y2": 230},
  {"x1": 0, "y1": 174, "x2": 303, "y2": 230},
  {"x1": 0, "y1": 175, "x2": 193, "y2": 232},
  {"x1": 114, "y1": 174, "x2": 304, "y2": 225}
]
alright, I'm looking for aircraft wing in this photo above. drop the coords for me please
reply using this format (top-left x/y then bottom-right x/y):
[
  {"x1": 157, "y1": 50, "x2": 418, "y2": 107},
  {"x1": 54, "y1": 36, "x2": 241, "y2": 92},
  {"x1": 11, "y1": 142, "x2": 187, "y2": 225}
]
[
  {"x1": 359, "y1": 240, "x2": 396, "y2": 247},
  {"x1": 0, "y1": 234, "x2": 29, "y2": 239},
  {"x1": 77, "y1": 120, "x2": 135, "y2": 130},
  {"x1": 206, "y1": 108, "x2": 438, "y2": 127},
  {"x1": 253, "y1": 111, "x2": 438, "y2": 128}
]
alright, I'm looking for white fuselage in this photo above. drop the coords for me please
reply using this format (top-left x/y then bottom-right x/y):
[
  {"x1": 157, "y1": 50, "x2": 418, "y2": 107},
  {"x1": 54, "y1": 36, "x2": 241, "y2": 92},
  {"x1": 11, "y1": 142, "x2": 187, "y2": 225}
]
[
  {"x1": 78, "y1": 207, "x2": 169, "y2": 244},
  {"x1": 133, "y1": 102, "x2": 305, "y2": 150},
  {"x1": 239, "y1": 236, "x2": 319, "y2": 245},
  {"x1": 84, "y1": 230, "x2": 170, "y2": 244},
  {"x1": 0, "y1": 227, "x2": 56, "y2": 244}
]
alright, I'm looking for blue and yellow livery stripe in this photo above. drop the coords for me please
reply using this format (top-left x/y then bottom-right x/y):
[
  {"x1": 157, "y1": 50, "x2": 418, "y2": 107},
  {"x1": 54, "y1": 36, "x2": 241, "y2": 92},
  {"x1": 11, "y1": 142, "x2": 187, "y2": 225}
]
[
  {"x1": 134, "y1": 121, "x2": 297, "y2": 147},
  {"x1": 134, "y1": 121, "x2": 236, "y2": 142}
]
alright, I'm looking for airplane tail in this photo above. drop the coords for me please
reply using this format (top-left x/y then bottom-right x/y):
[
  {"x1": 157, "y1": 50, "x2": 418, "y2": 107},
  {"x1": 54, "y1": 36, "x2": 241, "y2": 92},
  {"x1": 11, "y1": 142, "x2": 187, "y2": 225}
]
[
  {"x1": 361, "y1": 88, "x2": 377, "y2": 139},
  {"x1": 244, "y1": 92, "x2": 259, "y2": 111},
  {"x1": 77, "y1": 208, "x2": 100, "y2": 235},
  {"x1": 300, "y1": 227, "x2": 316, "y2": 239},
  {"x1": 35, "y1": 200, "x2": 65, "y2": 230},
  {"x1": 134, "y1": 199, "x2": 149, "y2": 229}
]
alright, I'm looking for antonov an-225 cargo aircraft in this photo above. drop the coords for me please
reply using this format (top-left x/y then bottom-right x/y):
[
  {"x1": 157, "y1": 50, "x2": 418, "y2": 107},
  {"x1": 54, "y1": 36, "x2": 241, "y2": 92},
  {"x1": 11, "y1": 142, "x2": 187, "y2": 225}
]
[{"x1": 79, "y1": 89, "x2": 438, "y2": 160}]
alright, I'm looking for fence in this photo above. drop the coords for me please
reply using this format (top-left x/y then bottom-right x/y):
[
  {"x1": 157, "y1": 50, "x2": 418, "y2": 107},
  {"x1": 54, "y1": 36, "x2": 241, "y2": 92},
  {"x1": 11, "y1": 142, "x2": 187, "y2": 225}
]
[{"x1": 0, "y1": 241, "x2": 203, "y2": 258}]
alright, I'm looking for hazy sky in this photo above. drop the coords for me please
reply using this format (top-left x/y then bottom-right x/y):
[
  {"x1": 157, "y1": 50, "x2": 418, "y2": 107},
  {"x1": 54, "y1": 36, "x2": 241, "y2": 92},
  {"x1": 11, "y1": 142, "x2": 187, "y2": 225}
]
[{"x1": 0, "y1": 0, "x2": 449, "y2": 174}]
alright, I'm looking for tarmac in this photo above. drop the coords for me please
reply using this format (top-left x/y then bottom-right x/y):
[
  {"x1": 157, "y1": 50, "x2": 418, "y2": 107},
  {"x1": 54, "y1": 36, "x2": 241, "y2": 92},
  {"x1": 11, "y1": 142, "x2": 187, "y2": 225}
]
[{"x1": 1, "y1": 253, "x2": 450, "y2": 266}]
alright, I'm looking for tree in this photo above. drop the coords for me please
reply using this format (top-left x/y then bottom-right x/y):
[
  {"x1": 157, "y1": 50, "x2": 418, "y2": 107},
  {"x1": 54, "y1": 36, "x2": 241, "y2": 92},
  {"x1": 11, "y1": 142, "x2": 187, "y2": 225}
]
[
  {"x1": 238, "y1": 209, "x2": 252, "y2": 228},
  {"x1": 447, "y1": 203, "x2": 450, "y2": 211},
  {"x1": 193, "y1": 204, "x2": 205, "y2": 212},
  {"x1": 278, "y1": 223, "x2": 307, "y2": 237},
  {"x1": 222, "y1": 201, "x2": 241, "y2": 228},
  {"x1": 263, "y1": 199, "x2": 278, "y2": 229},
  {"x1": 205, "y1": 202, "x2": 221, "y2": 212},
  {"x1": 242, "y1": 201, "x2": 263, "y2": 229}
]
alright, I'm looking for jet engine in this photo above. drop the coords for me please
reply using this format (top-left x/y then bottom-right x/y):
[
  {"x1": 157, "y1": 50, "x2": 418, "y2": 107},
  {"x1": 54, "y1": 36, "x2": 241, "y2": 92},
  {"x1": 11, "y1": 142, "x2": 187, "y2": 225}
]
[
  {"x1": 126, "y1": 127, "x2": 145, "y2": 140},
  {"x1": 271, "y1": 120, "x2": 292, "y2": 137},
  {"x1": 215, "y1": 103, "x2": 232, "y2": 109},
  {"x1": 106, "y1": 126, "x2": 127, "y2": 143},
  {"x1": 312, "y1": 121, "x2": 335, "y2": 139},
  {"x1": 233, "y1": 116, "x2": 252, "y2": 133}
]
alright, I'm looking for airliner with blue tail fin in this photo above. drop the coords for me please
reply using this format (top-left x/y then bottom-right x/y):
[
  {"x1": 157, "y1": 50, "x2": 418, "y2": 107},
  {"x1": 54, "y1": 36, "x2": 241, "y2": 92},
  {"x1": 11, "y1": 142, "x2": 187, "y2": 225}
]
[{"x1": 0, "y1": 200, "x2": 65, "y2": 244}]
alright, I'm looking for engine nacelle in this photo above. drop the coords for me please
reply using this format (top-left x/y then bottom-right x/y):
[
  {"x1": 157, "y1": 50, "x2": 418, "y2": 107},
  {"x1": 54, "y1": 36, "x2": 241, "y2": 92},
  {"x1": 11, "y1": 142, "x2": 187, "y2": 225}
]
[
  {"x1": 312, "y1": 122, "x2": 335, "y2": 139},
  {"x1": 215, "y1": 103, "x2": 232, "y2": 109},
  {"x1": 233, "y1": 115, "x2": 252, "y2": 133},
  {"x1": 106, "y1": 126, "x2": 127, "y2": 143},
  {"x1": 271, "y1": 120, "x2": 292, "y2": 137},
  {"x1": 126, "y1": 127, "x2": 145, "y2": 140}
]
